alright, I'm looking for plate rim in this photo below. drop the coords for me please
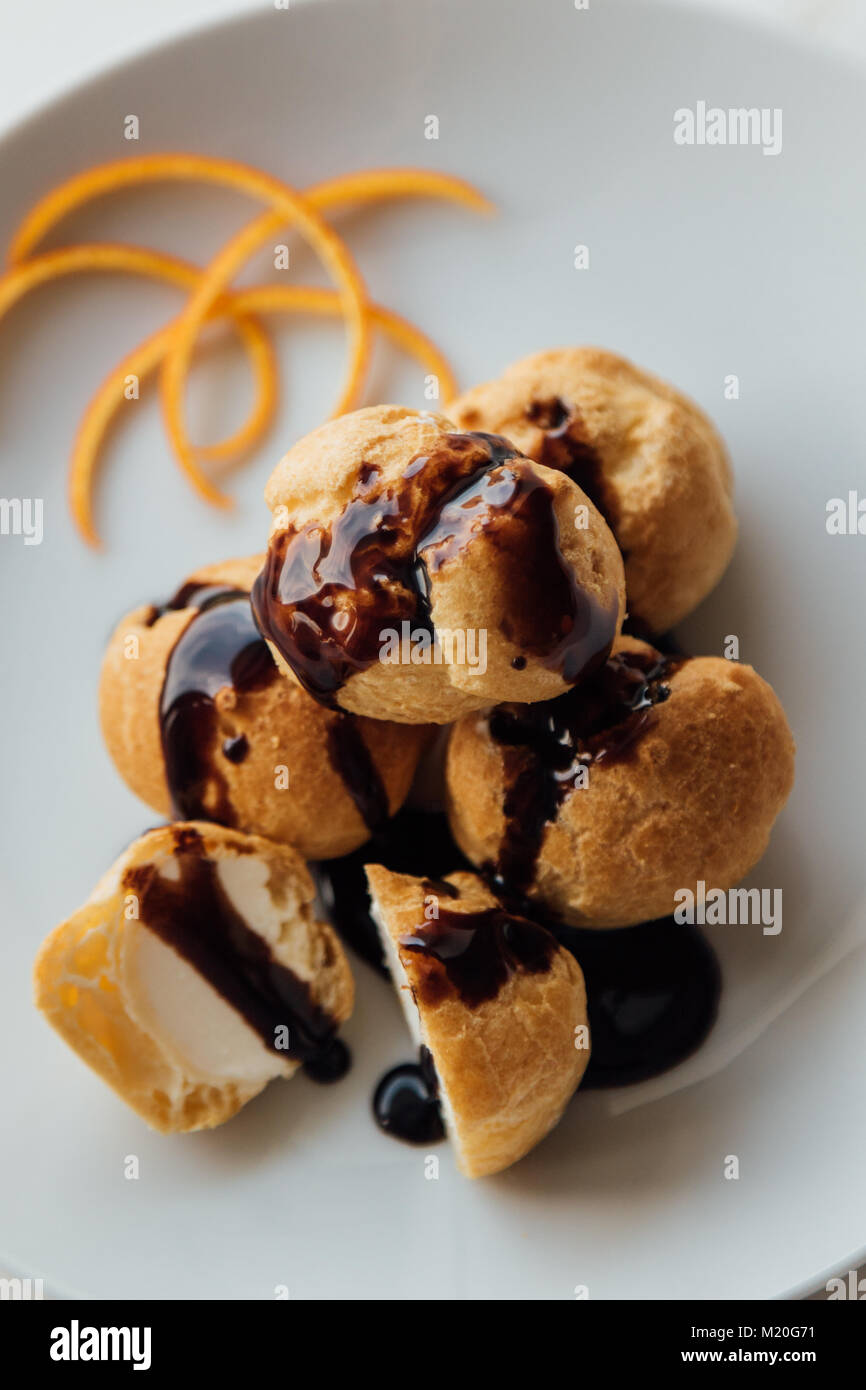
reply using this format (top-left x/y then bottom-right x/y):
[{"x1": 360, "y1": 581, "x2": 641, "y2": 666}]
[{"x1": 1, "y1": 0, "x2": 864, "y2": 1301}]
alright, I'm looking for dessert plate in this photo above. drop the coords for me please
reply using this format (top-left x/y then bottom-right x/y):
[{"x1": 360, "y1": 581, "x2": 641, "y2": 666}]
[{"x1": 1, "y1": 0, "x2": 864, "y2": 1300}]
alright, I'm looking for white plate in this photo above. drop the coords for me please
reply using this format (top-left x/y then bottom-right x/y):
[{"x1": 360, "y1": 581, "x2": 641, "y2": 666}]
[{"x1": 1, "y1": 0, "x2": 864, "y2": 1300}]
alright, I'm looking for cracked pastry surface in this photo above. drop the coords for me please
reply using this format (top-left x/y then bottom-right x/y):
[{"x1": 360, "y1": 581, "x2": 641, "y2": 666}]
[
  {"x1": 450, "y1": 347, "x2": 737, "y2": 633},
  {"x1": 367, "y1": 865, "x2": 589, "y2": 1177},
  {"x1": 99, "y1": 555, "x2": 430, "y2": 859},
  {"x1": 445, "y1": 636, "x2": 795, "y2": 928},
  {"x1": 251, "y1": 405, "x2": 626, "y2": 724},
  {"x1": 34, "y1": 823, "x2": 354, "y2": 1132}
]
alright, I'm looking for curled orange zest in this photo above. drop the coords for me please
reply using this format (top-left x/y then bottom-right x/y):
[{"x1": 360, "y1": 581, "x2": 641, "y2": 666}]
[
  {"x1": 4, "y1": 155, "x2": 491, "y2": 541},
  {"x1": 72, "y1": 284, "x2": 457, "y2": 547},
  {"x1": 0, "y1": 244, "x2": 280, "y2": 465}
]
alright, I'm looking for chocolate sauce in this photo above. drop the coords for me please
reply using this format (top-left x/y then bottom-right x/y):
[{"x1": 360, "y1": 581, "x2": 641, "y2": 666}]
[
  {"x1": 420, "y1": 875, "x2": 459, "y2": 901},
  {"x1": 252, "y1": 433, "x2": 502, "y2": 705},
  {"x1": 252, "y1": 430, "x2": 618, "y2": 704},
  {"x1": 527, "y1": 396, "x2": 616, "y2": 530},
  {"x1": 372, "y1": 1046, "x2": 445, "y2": 1144},
  {"x1": 158, "y1": 586, "x2": 276, "y2": 823},
  {"x1": 162, "y1": 580, "x2": 234, "y2": 614},
  {"x1": 488, "y1": 645, "x2": 679, "y2": 894},
  {"x1": 124, "y1": 827, "x2": 345, "y2": 1079},
  {"x1": 312, "y1": 808, "x2": 471, "y2": 973},
  {"x1": 400, "y1": 899, "x2": 557, "y2": 1009},
  {"x1": 554, "y1": 916, "x2": 721, "y2": 1087},
  {"x1": 301, "y1": 1037, "x2": 352, "y2": 1084},
  {"x1": 417, "y1": 456, "x2": 617, "y2": 683},
  {"x1": 222, "y1": 734, "x2": 249, "y2": 764},
  {"x1": 152, "y1": 581, "x2": 390, "y2": 834},
  {"x1": 325, "y1": 718, "x2": 389, "y2": 832}
]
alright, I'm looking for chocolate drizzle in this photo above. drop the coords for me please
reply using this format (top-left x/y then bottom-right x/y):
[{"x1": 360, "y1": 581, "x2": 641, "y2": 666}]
[
  {"x1": 325, "y1": 718, "x2": 389, "y2": 832},
  {"x1": 154, "y1": 580, "x2": 387, "y2": 834},
  {"x1": 124, "y1": 828, "x2": 345, "y2": 1080},
  {"x1": 301, "y1": 1037, "x2": 352, "y2": 1084},
  {"x1": 400, "y1": 897, "x2": 558, "y2": 1009},
  {"x1": 372, "y1": 1046, "x2": 445, "y2": 1144},
  {"x1": 418, "y1": 456, "x2": 618, "y2": 683},
  {"x1": 222, "y1": 734, "x2": 249, "y2": 764},
  {"x1": 158, "y1": 584, "x2": 276, "y2": 823},
  {"x1": 312, "y1": 808, "x2": 471, "y2": 973},
  {"x1": 526, "y1": 396, "x2": 616, "y2": 531},
  {"x1": 251, "y1": 430, "x2": 618, "y2": 704},
  {"x1": 488, "y1": 645, "x2": 679, "y2": 894}
]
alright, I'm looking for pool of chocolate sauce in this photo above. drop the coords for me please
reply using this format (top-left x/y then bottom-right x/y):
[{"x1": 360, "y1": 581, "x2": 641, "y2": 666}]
[
  {"x1": 554, "y1": 917, "x2": 721, "y2": 1089},
  {"x1": 372, "y1": 1046, "x2": 444, "y2": 1144}
]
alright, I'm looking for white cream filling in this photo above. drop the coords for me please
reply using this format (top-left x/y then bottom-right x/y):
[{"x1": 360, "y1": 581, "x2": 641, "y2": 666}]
[
  {"x1": 217, "y1": 854, "x2": 303, "y2": 945},
  {"x1": 123, "y1": 854, "x2": 298, "y2": 1086}
]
